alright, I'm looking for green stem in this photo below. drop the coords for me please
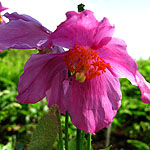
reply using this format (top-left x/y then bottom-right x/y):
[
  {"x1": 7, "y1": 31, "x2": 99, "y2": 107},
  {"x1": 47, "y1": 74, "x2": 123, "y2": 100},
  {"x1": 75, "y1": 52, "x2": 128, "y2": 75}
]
[
  {"x1": 87, "y1": 133, "x2": 92, "y2": 150},
  {"x1": 58, "y1": 116, "x2": 64, "y2": 150},
  {"x1": 76, "y1": 129, "x2": 81, "y2": 150},
  {"x1": 65, "y1": 112, "x2": 69, "y2": 150},
  {"x1": 81, "y1": 131, "x2": 85, "y2": 150},
  {"x1": 105, "y1": 125, "x2": 111, "y2": 147}
]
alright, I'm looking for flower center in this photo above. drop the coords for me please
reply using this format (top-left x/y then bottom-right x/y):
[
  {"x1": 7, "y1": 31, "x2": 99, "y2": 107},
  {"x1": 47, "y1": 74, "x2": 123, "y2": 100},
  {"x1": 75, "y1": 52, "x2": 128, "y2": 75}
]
[{"x1": 64, "y1": 45, "x2": 111, "y2": 83}]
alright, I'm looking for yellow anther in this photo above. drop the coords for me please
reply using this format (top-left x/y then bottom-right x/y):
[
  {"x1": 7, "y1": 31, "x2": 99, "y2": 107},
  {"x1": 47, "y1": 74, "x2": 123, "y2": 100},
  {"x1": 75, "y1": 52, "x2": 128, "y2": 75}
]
[{"x1": 75, "y1": 72, "x2": 86, "y2": 83}]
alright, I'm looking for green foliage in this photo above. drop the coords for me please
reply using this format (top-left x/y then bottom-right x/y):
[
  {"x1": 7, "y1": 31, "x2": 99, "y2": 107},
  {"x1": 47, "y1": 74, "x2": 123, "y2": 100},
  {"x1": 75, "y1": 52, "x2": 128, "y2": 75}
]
[
  {"x1": 0, "y1": 49, "x2": 49, "y2": 149},
  {"x1": 0, "y1": 137, "x2": 14, "y2": 150},
  {"x1": 99, "y1": 145, "x2": 112, "y2": 150},
  {"x1": 68, "y1": 134, "x2": 91, "y2": 150},
  {"x1": 29, "y1": 105, "x2": 60, "y2": 150},
  {"x1": 110, "y1": 58, "x2": 150, "y2": 148},
  {"x1": 0, "y1": 49, "x2": 150, "y2": 150},
  {"x1": 127, "y1": 140, "x2": 150, "y2": 150},
  {"x1": 137, "y1": 59, "x2": 150, "y2": 81},
  {"x1": 68, "y1": 137, "x2": 76, "y2": 150}
]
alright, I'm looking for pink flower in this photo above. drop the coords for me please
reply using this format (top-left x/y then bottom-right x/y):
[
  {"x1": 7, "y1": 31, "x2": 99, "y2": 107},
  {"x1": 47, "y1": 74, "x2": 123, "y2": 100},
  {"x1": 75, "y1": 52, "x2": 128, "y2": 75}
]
[
  {"x1": 0, "y1": 2, "x2": 8, "y2": 24},
  {"x1": 0, "y1": 12, "x2": 64, "y2": 53},
  {"x1": 17, "y1": 10, "x2": 150, "y2": 133},
  {"x1": 0, "y1": 2, "x2": 8, "y2": 52}
]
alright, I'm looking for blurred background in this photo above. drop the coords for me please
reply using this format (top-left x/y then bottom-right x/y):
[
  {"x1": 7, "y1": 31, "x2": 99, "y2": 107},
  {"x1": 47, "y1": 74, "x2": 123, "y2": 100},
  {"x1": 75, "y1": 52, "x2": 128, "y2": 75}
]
[
  {"x1": 0, "y1": 50, "x2": 150, "y2": 150},
  {"x1": 0, "y1": 0, "x2": 150, "y2": 150}
]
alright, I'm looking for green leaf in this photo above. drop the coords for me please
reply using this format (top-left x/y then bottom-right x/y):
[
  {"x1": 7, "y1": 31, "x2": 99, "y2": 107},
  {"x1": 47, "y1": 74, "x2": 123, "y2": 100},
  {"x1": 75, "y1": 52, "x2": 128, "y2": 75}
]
[
  {"x1": 29, "y1": 105, "x2": 60, "y2": 150},
  {"x1": 0, "y1": 140, "x2": 13, "y2": 150},
  {"x1": 0, "y1": 144, "x2": 4, "y2": 150},
  {"x1": 15, "y1": 142, "x2": 25, "y2": 150},
  {"x1": 99, "y1": 145, "x2": 112, "y2": 150},
  {"x1": 127, "y1": 140, "x2": 150, "y2": 150},
  {"x1": 3, "y1": 143, "x2": 13, "y2": 150},
  {"x1": 68, "y1": 134, "x2": 90, "y2": 150},
  {"x1": 68, "y1": 137, "x2": 76, "y2": 150}
]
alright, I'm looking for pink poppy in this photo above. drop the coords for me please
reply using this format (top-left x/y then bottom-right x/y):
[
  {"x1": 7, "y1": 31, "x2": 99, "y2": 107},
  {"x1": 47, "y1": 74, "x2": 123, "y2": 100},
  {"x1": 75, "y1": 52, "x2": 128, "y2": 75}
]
[
  {"x1": 17, "y1": 10, "x2": 150, "y2": 133},
  {"x1": 0, "y1": 2, "x2": 8, "y2": 52},
  {"x1": 0, "y1": 12, "x2": 64, "y2": 53},
  {"x1": 0, "y1": 2, "x2": 8, "y2": 24}
]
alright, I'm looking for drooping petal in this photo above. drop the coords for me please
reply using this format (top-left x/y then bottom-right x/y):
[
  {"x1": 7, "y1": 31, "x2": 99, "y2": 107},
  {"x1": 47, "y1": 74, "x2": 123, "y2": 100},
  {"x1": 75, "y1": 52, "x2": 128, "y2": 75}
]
[
  {"x1": 17, "y1": 53, "x2": 67, "y2": 104},
  {"x1": 99, "y1": 38, "x2": 150, "y2": 103},
  {"x1": 46, "y1": 69, "x2": 68, "y2": 114},
  {"x1": 64, "y1": 70, "x2": 121, "y2": 134},
  {"x1": 4, "y1": 12, "x2": 50, "y2": 33},
  {"x1": 51, "y1": 10, "x2": 114, "y2": 49},
  {"x1": 0, "y1": 19, "x2": 49, "y2": 50},
  {"x1": 37, "y1": 38, "x2": 65, "y2": 54},
  {"x1": 4, "y1": 12, "x2": 43, "y2": 25},
  {"x1": 99, "y1": 37, "x2": 138, "y2": 85},
  {"x1": 135, "y1": 71, "x2": 150, "y2": 104}
]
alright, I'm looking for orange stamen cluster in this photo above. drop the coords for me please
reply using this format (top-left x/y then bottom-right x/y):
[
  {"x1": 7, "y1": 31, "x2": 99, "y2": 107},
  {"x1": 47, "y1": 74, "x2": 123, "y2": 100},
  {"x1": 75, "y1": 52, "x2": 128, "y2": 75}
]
[{"x1": 64, "y1": 45, "x2": 111, "y2": 81}]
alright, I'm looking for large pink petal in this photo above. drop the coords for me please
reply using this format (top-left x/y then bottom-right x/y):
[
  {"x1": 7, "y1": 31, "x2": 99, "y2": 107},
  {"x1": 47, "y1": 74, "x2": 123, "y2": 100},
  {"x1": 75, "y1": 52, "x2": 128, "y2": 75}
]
[
  {"x1": 135, "y1": 71, "x2": 150, "y2": 104},
  {"x1": 37, "y1": 38, "x2": 65, "y2": 53},
  {"x1": 4, "y1": 12, "x2": 50, "y2": 34},
  {"x1": 64, "y1": 70, "x2": 121, "y2": 133},
  {"x1": 4, "y1": 12, "x2": 44, "y2": 26},
  {"x1": 51, "y1": 10, "x2": 114, "y2": 49},
  {"x1": 99, "y1": 37, "x2": 138, "y2": 85},
  {"x1": 17, "y1": 53, "x2": 67, "y2": 104},
  {"x1": 100, "y1": 38, "x2": 150, "y2": 103},
  {"x1": 0, "y1": 19, "x2": 49, "y2": 50},
  {"x1": 46, "y1": 69, "x2": 68, "y2": 114}
]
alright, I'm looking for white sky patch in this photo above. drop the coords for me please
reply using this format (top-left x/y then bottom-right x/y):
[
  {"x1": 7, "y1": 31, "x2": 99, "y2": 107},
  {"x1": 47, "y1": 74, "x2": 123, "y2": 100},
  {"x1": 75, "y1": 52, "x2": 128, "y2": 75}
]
[{"x1": 1, "y1": 0, "x2": 150, "y2": 60}]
